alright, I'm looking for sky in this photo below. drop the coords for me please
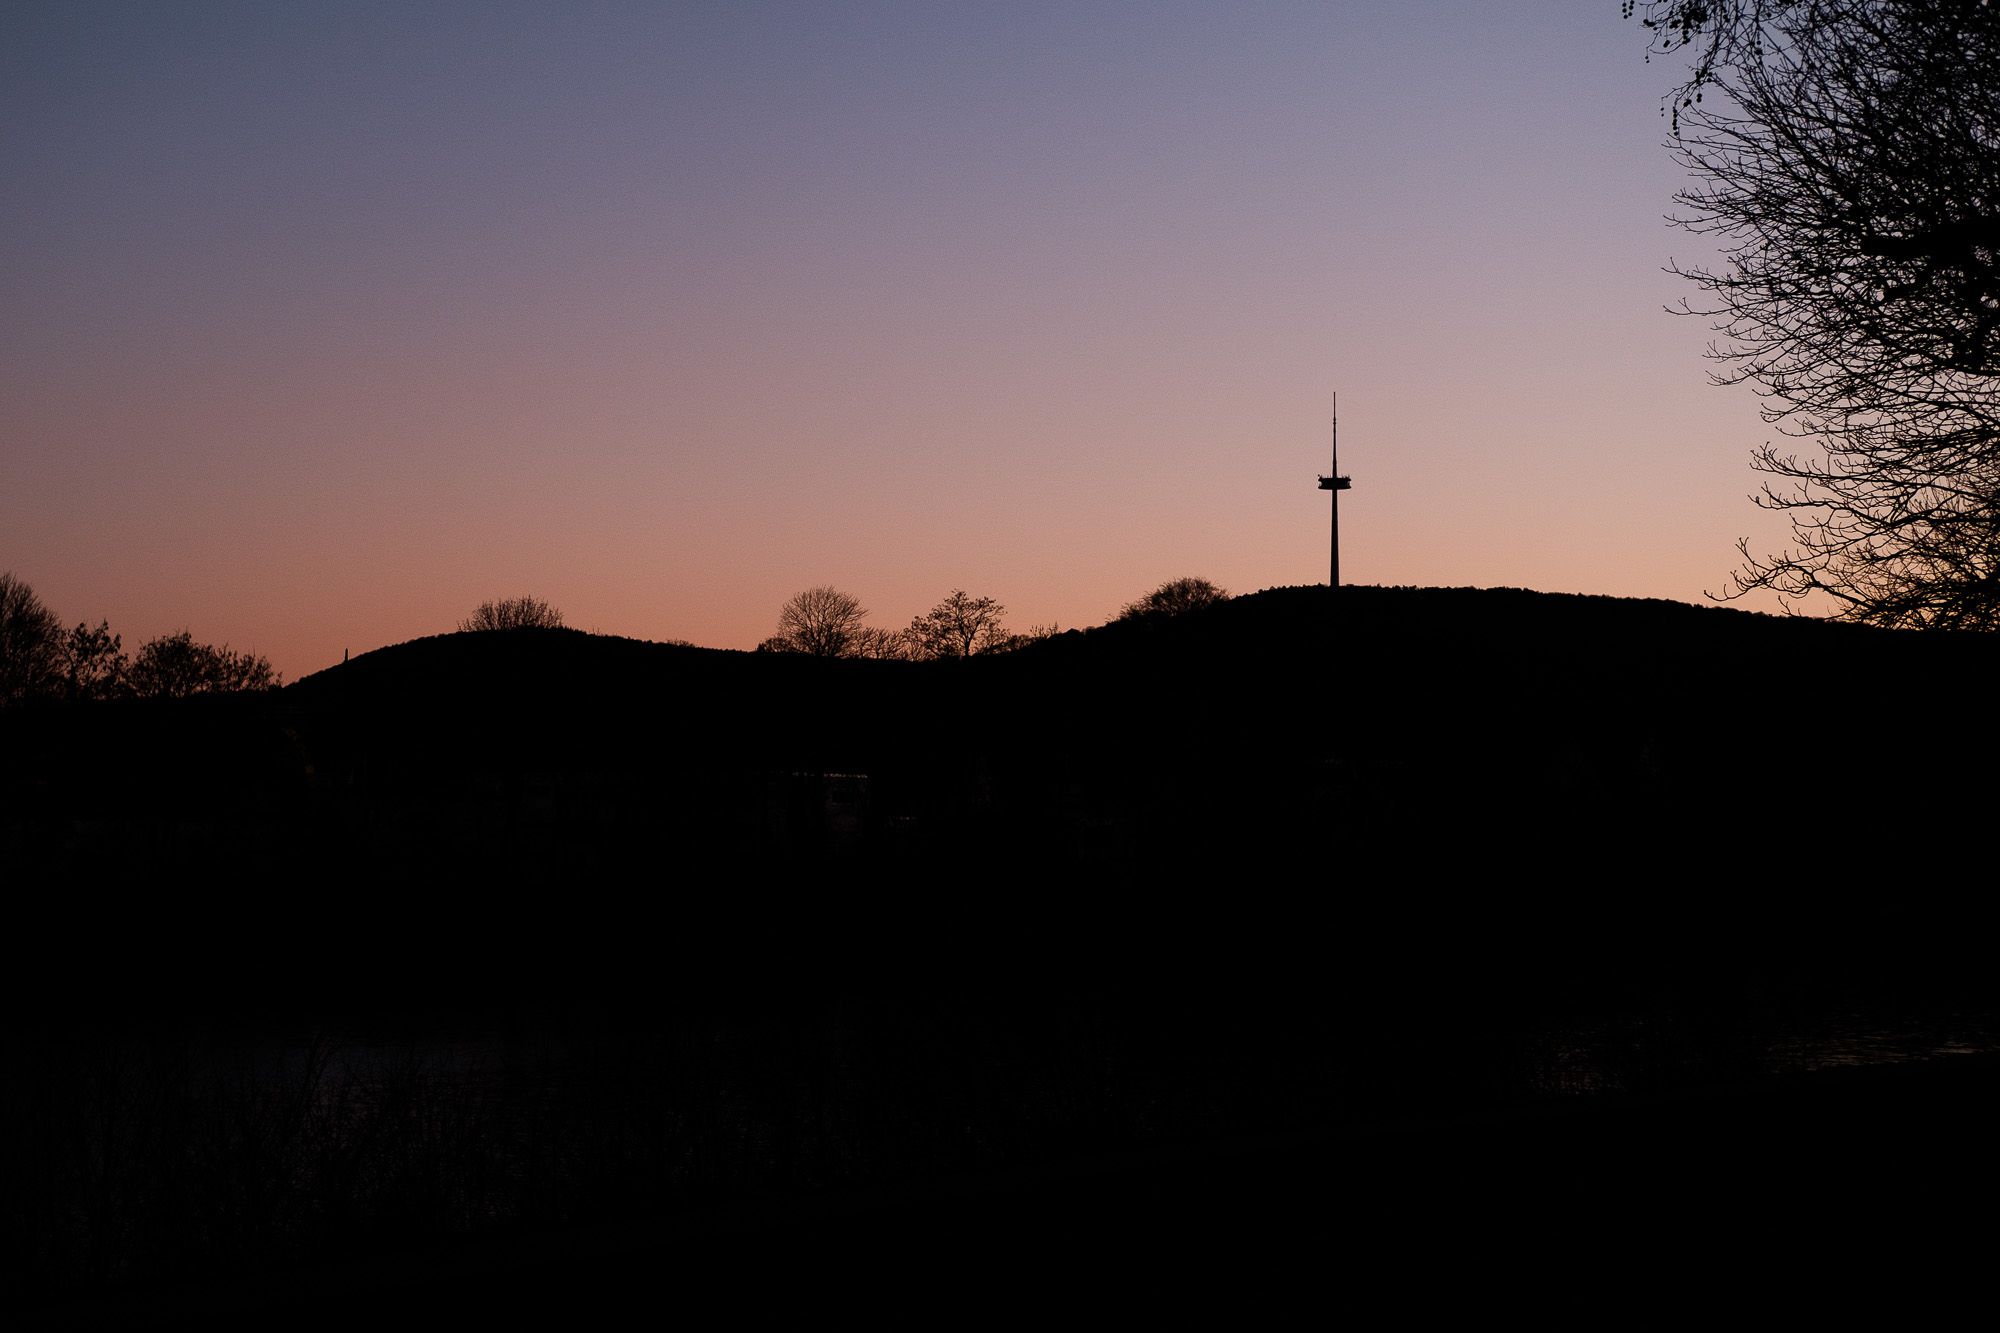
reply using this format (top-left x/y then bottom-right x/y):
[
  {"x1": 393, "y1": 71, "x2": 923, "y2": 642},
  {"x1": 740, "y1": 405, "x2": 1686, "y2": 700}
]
[{"x1": 1, "y1": 1, "x2": 1787, "y2": 681}]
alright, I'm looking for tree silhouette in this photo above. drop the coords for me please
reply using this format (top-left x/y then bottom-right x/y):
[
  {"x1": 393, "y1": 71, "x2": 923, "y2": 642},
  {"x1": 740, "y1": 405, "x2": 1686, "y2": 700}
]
[
  {"x1": 773, "y1": 586, "x2": 868, "y2": 657},
  {"x1": 128, "y1": 631, "x2": 279, "y2": 698},
  {"x1": 59, "y1": 620, "x2": 128, "y2": 701},
  {"x1": 849, "y1": 625, "x2": 913, "y2": 660},
  {"x1": 1115, "y1": 577, "x2": 1229, "y2": 622},
  {"x1": 1634, "y1": 1, "x2": 2000, "y2": 626},
  {"x1": 906, "y1": 590, "x2": 1009, "y2": 659},
  {"x1": 459, "y1": 596, "x2": 564, "y2": 632},
  {"x1": 0, "y1": 572, "x2": 63, "y2": 706}
]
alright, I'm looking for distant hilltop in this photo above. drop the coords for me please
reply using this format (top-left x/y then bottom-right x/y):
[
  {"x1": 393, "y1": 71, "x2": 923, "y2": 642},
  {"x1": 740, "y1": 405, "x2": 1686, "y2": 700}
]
[
  {"x1": 6, "y1": 581, "x2": 1996, "y2": 1012},
  {"x1": 12, "y1": 581, "x2": 1998, "y2": 898}
]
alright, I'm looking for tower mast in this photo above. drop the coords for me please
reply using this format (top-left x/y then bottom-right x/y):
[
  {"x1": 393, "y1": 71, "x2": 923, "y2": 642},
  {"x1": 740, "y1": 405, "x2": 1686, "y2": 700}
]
[{"x1": 1316, "y1": 392, "x2": 1352, "y2": 587}]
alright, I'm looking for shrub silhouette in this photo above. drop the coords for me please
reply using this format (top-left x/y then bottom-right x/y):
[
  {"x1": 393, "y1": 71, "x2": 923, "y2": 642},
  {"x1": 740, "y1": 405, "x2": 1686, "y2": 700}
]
[
  {"x1": 128, "y1": 631, "x2": 279, "y2": 698},
  {"x1": 459, "y1": 596, "x2": 564, "y2": 632},
  {"x1": 1115, "y1": 576, "x2": 1229, "y2": 621},
  {"x1": 59, "y1": 619, "x2": 128, "y2": 701}
]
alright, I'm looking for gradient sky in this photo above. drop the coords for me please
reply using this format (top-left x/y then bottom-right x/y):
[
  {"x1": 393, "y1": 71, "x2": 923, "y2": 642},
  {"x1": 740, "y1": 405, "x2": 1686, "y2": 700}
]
[{"x1": 2, "y1": 1, "x2": 1788, "y2": 680}]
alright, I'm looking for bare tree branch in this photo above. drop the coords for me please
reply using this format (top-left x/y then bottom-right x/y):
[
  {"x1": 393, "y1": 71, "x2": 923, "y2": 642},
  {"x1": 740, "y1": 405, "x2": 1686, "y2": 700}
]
[{"x1": 1639, "y1": 1, "x2": 2000, "y2": 626}]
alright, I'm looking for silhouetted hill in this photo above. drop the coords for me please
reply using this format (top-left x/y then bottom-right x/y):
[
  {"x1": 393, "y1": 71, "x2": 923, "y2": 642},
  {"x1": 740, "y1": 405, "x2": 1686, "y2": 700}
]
[
  {"x1": 7, "y1": 583, "x2": 1994, "y2": 1007},
  {"x1": 278, "y1": 585, "x2": 1996, "y2": 898},
  {"x1": 11, "y1": 586, "x2": 2000, "y2": 1318}
]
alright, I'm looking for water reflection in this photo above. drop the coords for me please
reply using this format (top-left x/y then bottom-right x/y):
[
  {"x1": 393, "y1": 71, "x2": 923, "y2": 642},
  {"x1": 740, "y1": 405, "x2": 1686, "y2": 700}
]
[
  {"x1": 28, "y1": 991, "x2": 2000, "y2": 1308},
  {"x1": 1523, "y1": 1006, "x2": 2000, "y2": 1097},
  {"x1": 268, "y1": 997, "x2": 2000, "y2": 1137}
]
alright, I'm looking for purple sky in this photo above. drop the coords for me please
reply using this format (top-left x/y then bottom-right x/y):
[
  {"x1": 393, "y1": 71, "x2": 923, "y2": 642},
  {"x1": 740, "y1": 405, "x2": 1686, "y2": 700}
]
[{"x1": 2, "y1": 2, "x2": 1783, "y2": 679}]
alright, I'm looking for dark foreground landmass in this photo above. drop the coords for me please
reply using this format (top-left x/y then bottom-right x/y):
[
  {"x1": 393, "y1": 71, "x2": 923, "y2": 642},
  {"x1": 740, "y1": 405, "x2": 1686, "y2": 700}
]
[
  {"x1": 29, "y1": 1049, "x2": 2000, "y2": 1322},
  {"x1": 5, "y1": 585, "x2": 1997, "y2": 1318}
]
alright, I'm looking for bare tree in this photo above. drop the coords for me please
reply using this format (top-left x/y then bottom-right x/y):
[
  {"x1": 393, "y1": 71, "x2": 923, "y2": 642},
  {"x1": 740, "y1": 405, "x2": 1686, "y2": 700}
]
[
  {"x1": 849, "y1": 625, "x2": 913, "y2": 660},
  {"x1": 1115, "y1": 576, "x2": 1229, "y2": 622},
  {"x1": 1633, "y1": 1, "x2": 2000, "y2": 626},
  {"x1": 773, "y1": 586, "x2": 868, "y2": 657},
  {"x1": 0, "y1": 572, "x2": 64, "y2": 706},
  {"x1": 460, "y1": 596, "x2": 564, "y2": 632},
  {"x1": 906, "y1": 590, "x2": 1009, "y2": 659}
]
